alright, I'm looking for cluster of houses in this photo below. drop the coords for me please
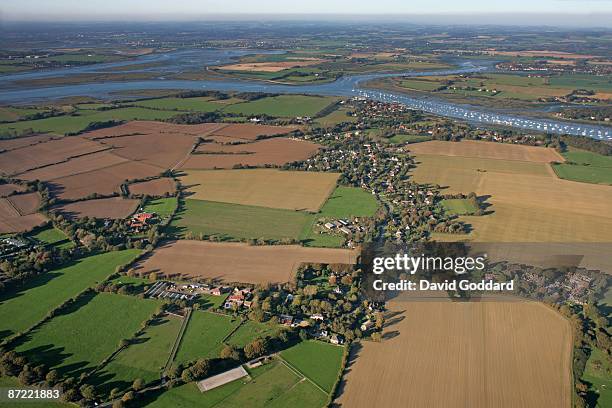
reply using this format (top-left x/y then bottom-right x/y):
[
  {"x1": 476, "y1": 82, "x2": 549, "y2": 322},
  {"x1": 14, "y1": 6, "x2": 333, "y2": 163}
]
[
  {"x1": 514, "y1": 268, "x2": 597, "y2": 305},
  {"x1": 322, "y1": 218, "x2": 365, "y2": 237},
  {"x1": 223, "y1": 287, "x2": 253, "y2": 310},
  {"x1": 128, "y1": 212, "x2": 156, "y2": 232},
  {"x1": 0, "y1": 237, "x2": 31, "y2": 259},
  {"x1": 277, "y1": 312, "x2": 346, "y2": 345},
  {"x1": 496, "y1": 60, "x2": 611, "y2": 75},
  {"x1": 142, "y1": 281, "x2": 258, "y2": 310},
  {"x1": 564, "y1": 272, "x2": 594, "y2": 304}
]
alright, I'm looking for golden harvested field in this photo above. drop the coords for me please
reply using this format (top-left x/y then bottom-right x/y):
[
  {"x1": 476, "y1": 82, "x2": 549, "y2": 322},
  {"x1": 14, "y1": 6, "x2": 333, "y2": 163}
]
[
  {"x1": 182, "y1": 137, "x2": 321, "y2": 169},
  {"x1": 134, "y1": 240, "x2": 358, "y2": 284},
  {"x1": 53, "y1": 197, "x2": 139, "y2": 220},
  {"x1": 337, "y1": 298, "x2": 572, "y2": 408},
  {"x1": 408, "y1": 142, "x2": 612, "y2": 242},
  {"x1": 128, "y1": 178, "x2": 176, "y2": 196},
  {"x1": 219, "y1": 60, "x2": 324, "y2": 72},
  {"x1": 407, "y1": 140, "x2": 564, "y2": 163},
  {"x1": 179, "y1": 169, "x2": 339, "y2": 212}
]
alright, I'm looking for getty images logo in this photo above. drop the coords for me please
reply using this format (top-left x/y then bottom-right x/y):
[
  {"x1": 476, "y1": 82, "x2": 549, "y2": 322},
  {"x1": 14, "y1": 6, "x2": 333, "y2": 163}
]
[{"x1": 372, "y1": 253, "x2": 487, "y2": 275}]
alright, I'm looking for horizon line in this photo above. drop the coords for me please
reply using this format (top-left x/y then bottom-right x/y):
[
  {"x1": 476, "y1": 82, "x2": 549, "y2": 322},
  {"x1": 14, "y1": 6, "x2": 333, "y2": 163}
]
[{"x1": 2, "y1": 12, "x2": 612, "y2": 29}]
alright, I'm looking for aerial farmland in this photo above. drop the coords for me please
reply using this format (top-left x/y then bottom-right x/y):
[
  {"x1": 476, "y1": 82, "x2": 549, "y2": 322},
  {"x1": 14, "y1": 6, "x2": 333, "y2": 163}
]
[{"x1": 0, "y1": 16, "x2": 610, "y2": 408}]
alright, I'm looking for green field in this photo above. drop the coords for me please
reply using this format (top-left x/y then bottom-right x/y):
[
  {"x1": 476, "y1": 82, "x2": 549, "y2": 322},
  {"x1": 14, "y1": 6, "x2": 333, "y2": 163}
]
[
  {"x1": 0, "y1": 107, "x2": 181, "y2": 135},
  {"x1": 316, "y1": 106, "x2": 357, "y2": 127},
  {"x1": 90, "y1": 315, "x2": 182, "y2": 393},
  {"x1": 170, "y1": 199, "x2": 314, "y2": 241},
  {"x1": 280, "y1": 340, "x2": 344, "y2": 393},
  {"x1": 132, "y1": 97, "x2": 225, "y2": 112},
  {"x1": 222, "y1": 95, "x2": 337, "y2": 118},
  {"x1": 196, "y1": 294, "x2": 228, "y2": 310},
  {"x1": 441, "y1": 198, "x2": 478, "y2": 215},
  {"x1": 16, "y1": 292, "x2": 158, "y2": 377},
  {"x1": 583, "y1": 347, "x2": 612, "y2": 408},
  {"x1": 563, "y1": 150, "x2": 612, "y2": 167},
  {"x1": 29, "y1": 226, "x2": 73, "y2": 250},
  {"x1": 0, "y1": 376, "x2": 72, "y2": 407},
  {"x1": 110, "y1": 275, "x2": 151, "y2": 293},
  {"x1": 45, "y1": 53, "x2": 121, "y2": 64},
  {"x1": 301, "y1": 223, "x2": 346, "y2": 248},
  {"x1": 144, "y1": 197, "x2": 179, "y2": 219},
  {"x1": 175, "y1": 311, "x2": 241, "y2": 364},
  {"x1": 0, "y1": 250, "x2": 140, "y2": 340},
  {"x1": 399, "y1": 79, "x2": 442, "y2": 91},
  {"x1": 394, "y1": 72, "x2": 612, "y2": 103},
  {"x1": 552, "y1": 149, "x2": 612, "y2": 185},
  {"x1": 388, "y1": 134, "x2": 432, "y2": 144},
  {"x1": 144, "y1": 360, "x2": 326, "y2": 408},
  {"x1": 225, "y1": 320, "x2": 279, "y2": 348},
  {"x1": 548, "y1": 73, "x2": 612, "y2": 91},
  {"x1": 0, "y1": 106, "x2": 49, "y2": 122},
  {"x1": 319, "y1": 186, "x2": 379, "y2": 218},
  {"x1": 76, "y1": 103, "x2": 116, "y2": 110},
  {"x1": 302, "y1": 186, "x2": 378, "y2": 247}
]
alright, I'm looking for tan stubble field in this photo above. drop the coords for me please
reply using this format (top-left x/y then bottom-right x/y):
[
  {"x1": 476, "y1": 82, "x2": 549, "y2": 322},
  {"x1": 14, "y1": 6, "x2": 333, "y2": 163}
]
[
  {"x1": 337, "y1": 297, "x2": 572, "y2": 408},
  {"x1": 407, "y1": 141, "x2": 612, "y2": 242}
]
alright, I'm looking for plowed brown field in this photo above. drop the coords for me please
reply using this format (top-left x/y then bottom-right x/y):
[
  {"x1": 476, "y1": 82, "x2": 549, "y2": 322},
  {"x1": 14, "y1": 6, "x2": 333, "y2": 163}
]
[
  {"x1": 210, "y1": 123, "x2": 298, "y2": 140},
  {"x1": 182, "y1": 137, "x2": 320, "y2": 169},
  {"x1": 0, "y1": 137, "x2": 107, "y2": 175},
  {"x1": 0, "y1": 134, "x2": 57, "y2": 152},
  {"x1": 0, "y1": 195, "x2": 46, "y2": 233},
  {"x1": 336, "y1": 297, "x2": 572, "y2": 408},
  {"x1": 49, "y1": 161, "x2": 163, "y2": 200},
  {"x1": 7, "y1": 192, "x2": 40, "y2": 215},
  {"x1": 0, "y1": 183, "x2": 25, "y2": 197},
  {"x1": 128, "y1": 178, "x2": 176, "y2": 196},
  {"x1": 53, "y1": 197, "x2": 139, "y2": 220},
  {"x1": 19, "y1": 151, "x2": 129, "y2": 181},
  {"x1": 82, "y1": 121, "x2": 226, "y2": 139},
  {"x1": 134, "y1": 240, "x2": 358, "y2": 284}
]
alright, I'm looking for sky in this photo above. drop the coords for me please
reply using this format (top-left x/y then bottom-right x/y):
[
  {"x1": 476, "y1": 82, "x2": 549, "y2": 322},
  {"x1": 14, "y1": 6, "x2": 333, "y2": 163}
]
[{"x1": 1, "y1": 0, "x2": 612, "y2": 26}]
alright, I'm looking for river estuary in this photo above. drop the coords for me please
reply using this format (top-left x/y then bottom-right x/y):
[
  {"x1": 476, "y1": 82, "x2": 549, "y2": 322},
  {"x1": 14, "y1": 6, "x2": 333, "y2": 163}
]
[{"x1": 0, "y1": 49, "x2": 610, "y2": 139}]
